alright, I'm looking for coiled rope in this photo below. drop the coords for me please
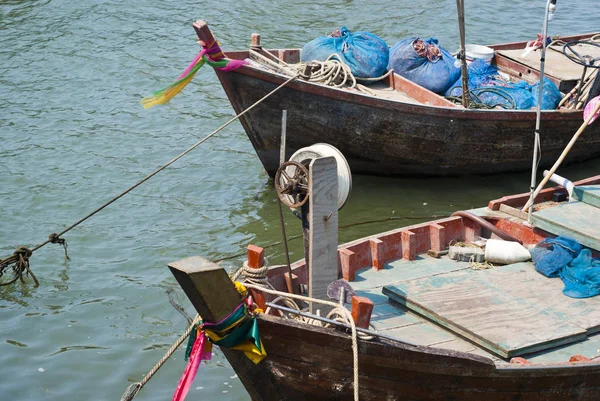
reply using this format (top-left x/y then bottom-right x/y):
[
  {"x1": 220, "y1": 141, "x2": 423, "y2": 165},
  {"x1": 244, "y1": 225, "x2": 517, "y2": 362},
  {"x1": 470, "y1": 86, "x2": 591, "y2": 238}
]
[
  {"x1": 291, "y1": 54, "x2": 392, "y2": 95},
  {"x1": 0, "y1": 73, "x2": 299, "y2": 287}
]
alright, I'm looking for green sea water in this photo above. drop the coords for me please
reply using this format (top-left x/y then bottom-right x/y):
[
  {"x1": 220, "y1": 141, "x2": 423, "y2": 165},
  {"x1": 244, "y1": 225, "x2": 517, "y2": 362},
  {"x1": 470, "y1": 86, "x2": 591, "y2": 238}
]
[{"x1": 1, "y1": 0, "x2": 599, "y2": 399}]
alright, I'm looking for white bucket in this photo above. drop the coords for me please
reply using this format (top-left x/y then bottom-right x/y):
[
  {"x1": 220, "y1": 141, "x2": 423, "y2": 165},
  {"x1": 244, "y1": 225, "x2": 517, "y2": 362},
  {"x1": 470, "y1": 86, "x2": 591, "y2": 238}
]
[
  {"x1": 465, "y1": 44, "x2": 495, "y2": 64},
  {"x1": 484, "y1": 239, "x2": 531, "y2": 265}
]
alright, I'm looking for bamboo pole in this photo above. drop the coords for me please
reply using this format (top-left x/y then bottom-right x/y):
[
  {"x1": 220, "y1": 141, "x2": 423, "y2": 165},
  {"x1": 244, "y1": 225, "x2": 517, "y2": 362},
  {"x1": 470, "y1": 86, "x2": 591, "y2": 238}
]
[{"x1": 522, "y1": 100, "x2": 600, "y2": 212}]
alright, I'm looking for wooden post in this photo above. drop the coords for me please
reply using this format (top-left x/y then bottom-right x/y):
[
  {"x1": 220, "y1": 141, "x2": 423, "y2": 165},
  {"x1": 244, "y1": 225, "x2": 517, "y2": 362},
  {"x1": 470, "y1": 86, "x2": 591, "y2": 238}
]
[
  {"x1": 308, "y1": 156, "x2": 339, "y2": 314},
  {"x1": 251, "y1": 33, "x2": 261, "y2": 49},
  {"x1": 192, "y1": 20, "x2": 224, "y2": 61},
  {"x1": 168, "y1": 256, "x2": 241, "y2": 322},
  {"x1": 351, "y1": 296, "x2": 374, "y2": 329},
  {"x1": 246, "y1": 244, "x2": 267, "y2": 310},
  {"x1": 168, "y1": 256, "x2": 269, "y2": 400}
]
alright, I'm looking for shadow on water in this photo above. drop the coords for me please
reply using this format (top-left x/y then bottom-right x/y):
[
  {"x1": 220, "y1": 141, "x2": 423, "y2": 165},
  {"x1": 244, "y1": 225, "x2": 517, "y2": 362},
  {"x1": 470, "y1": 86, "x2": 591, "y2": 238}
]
[{"x1": 231, "y1": 156, "x2": 600, "y2": 267}]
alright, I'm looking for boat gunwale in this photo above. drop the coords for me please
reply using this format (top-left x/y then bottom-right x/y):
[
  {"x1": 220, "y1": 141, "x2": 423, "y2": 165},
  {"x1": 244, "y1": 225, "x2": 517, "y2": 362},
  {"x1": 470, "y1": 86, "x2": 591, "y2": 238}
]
[{"x1": 216, "y1": 58, "x2": 583, "y2": 121}]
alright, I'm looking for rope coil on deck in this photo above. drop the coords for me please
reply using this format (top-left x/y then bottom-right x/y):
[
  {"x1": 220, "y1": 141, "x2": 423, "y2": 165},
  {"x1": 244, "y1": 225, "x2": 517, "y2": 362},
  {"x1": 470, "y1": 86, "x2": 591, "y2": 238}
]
[{"x1": 290, "y1": 54, "x2": 391, "y2": 96}]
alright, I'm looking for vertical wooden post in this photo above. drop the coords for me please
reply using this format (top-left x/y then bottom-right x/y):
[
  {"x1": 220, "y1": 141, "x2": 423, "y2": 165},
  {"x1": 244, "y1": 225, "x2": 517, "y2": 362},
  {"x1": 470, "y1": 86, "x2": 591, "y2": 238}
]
[
  {"x1": 168, "y1": 256, "x2": 241, "y2": 323},
  {"x1": 251, "y1": 33, "x2": 261, "y2": 49},
  {"x1": 401, "y1": 230, "x2": 416, "y2": 261},
  {"x1": 168, "y1": 256, "x2": 270, "y2": 400},
  {"x1": 308, "y1": 156, "x2": 339, "y2": 314},
  {"x1": 369, "y1": 238, "x2": 384, "y2": 271},
  {"x1": 351, "y1": 296, "x2": 374, "y2": 329},
  {"x1": 192, "y1": 20, "x2": 224, "y2": 61},
  {"x1": 246, "y1": 245, "x2": 267, "y2": 310}
]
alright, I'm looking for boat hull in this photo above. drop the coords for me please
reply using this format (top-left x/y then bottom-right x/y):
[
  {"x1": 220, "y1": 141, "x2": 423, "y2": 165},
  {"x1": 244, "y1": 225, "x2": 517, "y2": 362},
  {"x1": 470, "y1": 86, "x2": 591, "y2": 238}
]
[
  {"x1": 228, "y1": 314, "x2": 600, "y2": 401},
  {"x1": 215, "y1": 66, "x2": 600, "y2": 177}
]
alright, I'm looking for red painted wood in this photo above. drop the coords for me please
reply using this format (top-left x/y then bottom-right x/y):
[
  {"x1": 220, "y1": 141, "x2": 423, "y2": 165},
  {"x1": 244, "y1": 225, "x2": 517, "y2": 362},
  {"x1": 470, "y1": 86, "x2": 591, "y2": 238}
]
[
  {"x1": 247, "y1": 244, "x2": 265, "y2": 268},
  {"x1": 401, "y1": 230, "x2": 416, "y2": 261},
  {"x1": 339, "y1": 248, "x2": 356, "y2": 281},
  {"x1": 488, "y1": 175, "x2": 600, "y2": 210},
  {"x1": 429, "y1": 224, "x2": 446, "y2": 253},
  {"x1": 369, "y1": 238, "x2": 384, "y2": 271},
  {"x1": 351, "y1": 296, "x2": 374, "y2": 329}
]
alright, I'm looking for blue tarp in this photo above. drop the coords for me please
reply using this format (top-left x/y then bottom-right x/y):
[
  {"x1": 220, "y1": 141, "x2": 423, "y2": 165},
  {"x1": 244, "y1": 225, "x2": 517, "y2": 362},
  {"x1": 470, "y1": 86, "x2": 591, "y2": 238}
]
[
  {"x1": 301, "y1": 27, "x2": 389, "y2": 79},
  {"x1": 531, "y1": 236, "x2": 600, "y2": 298}
]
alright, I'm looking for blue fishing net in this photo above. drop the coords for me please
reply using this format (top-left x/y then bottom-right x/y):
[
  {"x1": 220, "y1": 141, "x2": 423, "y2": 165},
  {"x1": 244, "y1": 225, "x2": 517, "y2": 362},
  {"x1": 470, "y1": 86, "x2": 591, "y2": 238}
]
[
  {"x1": 531, "y1": 236, "x2": 600, "y2": 298},
  {"x1": 531, "y1": 236, "x2": 582, "y2": 278},
  {"x1": 301, "y1": 27, "x2": 389, "y2": 79},
  {"x1": 388, "y1": 37, "x2": 460, "y2": 94},
  {"x1": 560, "y1": 249, "x2": 600, "y2": 298},
  {"x1": 445, "y1": 59, "x2": 562, "y2": 110}
]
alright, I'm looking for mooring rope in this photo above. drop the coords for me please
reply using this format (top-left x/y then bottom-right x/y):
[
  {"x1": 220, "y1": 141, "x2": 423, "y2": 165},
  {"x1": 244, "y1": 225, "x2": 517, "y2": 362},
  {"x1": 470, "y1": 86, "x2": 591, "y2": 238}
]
[
  {"x1": 120, "y1": 314, "x2": 202, "y2": 401},
  {"x1": 0, "y1": 73, "x2": 299, "y2": 287},
  {"x1": 243, "y1": 283, "x2": 361, "y2": 401}
]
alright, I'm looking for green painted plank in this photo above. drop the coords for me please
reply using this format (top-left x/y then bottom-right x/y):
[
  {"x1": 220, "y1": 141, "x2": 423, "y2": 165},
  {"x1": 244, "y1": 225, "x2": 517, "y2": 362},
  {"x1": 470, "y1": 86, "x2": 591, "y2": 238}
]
[
  {"x1": 524, "y1": 332, "x2": 600, "y2": 363},
  {"x1": 383, "y1": 320, "x2": 460, "y2": 346},
  {"x1": 383, "y1": 263, "x2": 587, "y2": 359},
  {"x1": 572, "y1": 185, "x2": 600, "y2": 208},
  {"x1": 531, "y1": 201, "x2": 600, "y2": 251},
  {"x1": 351, "y1": 255, "x2": 469, "y2": 291}
]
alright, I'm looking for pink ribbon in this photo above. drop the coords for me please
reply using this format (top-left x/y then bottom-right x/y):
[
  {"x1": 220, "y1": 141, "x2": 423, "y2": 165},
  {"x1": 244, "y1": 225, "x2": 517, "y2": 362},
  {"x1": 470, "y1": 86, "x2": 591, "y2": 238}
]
[
  {"x1": 584, "y1": 96, "x2": 600, "y2": 125},
  {"x1": 171, "y1": 332, "x2": 212, "y2": 401}
]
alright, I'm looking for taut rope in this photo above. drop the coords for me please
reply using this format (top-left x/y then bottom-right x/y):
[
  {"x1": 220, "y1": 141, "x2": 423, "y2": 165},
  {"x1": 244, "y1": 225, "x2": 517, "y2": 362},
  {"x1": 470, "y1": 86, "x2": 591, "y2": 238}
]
[{"x1": 0, "y1": 73, "x2": 299, "y2": 287}]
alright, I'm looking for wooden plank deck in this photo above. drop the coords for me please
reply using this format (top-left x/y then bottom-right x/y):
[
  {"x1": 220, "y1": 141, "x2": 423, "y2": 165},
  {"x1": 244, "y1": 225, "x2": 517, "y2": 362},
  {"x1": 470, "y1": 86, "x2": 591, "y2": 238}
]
[
  {"x1": 573, "y1": 184, "x2": 600, "y2": 208},
  {"x1": 531, "y1": 201, "x2": 600, "y2": 251},
  {"x1": 350, "y1": 253, "x2": 600, "y2": 363},
  {"x1": 382, "y1": 262, "x2": 591, "y2": 358},
  {"x1": 497, "y1": 44, "x2": 600, "y2": 83}
]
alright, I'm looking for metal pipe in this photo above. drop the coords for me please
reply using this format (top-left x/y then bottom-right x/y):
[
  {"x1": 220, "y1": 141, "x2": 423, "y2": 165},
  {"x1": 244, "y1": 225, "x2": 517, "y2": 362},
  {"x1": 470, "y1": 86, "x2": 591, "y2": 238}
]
[
  {"x1": 451, "y1": 211, "x2": 521, "y2": 243},
  {"x1": 543, "y1": 170, "x2": 574, "y2": 199},
  {"x1": 527, "y1": 0, "x2": 556, "y2": 221},
  {"x1": 265, "y1": 302, "x2": 418, "y2": 346},
  {"x1": 278, "y1": 110, "x2": 295, "y2": 294}
]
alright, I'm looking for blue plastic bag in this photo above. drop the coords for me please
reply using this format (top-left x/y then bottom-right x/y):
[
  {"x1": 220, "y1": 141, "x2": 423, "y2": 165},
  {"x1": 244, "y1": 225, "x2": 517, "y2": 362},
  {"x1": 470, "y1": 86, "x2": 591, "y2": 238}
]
[
  {"x1": 301, "y1": 27, "x2": 389, "y2": 79},
  {"x1": 531, "y1": 78, "x2": 562, "y2": 110},
  {"x1": 388, "y1": 37, "x2": 460, "y2": 94}
]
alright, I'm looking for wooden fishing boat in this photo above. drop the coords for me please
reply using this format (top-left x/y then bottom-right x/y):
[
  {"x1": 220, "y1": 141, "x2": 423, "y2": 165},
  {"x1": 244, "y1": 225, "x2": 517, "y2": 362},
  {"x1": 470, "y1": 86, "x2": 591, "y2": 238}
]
[
  {"x1": 195, "y1": 21, "x2": 600, "y2": 177},
  {"x1": 170, "y1": 152, "x2": 600, "y2": 400}
]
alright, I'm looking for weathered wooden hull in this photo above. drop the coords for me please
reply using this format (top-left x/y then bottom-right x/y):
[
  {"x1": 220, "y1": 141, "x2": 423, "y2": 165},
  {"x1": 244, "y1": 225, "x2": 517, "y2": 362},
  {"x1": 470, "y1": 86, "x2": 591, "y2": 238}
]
[
  {"x1": 227, "y1": 314, "x2": 600, "y2": 401},
  {"x1": 214, "y1": 59, "x2": 600, "y2": 177}
]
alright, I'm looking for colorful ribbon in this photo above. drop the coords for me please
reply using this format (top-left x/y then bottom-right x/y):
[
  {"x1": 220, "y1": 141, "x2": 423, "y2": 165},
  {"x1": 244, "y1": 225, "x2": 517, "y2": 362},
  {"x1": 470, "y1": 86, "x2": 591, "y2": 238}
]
[
  {"x1": 172, "y1": 291, "x2": 266, "y2": 401},
  {"x1": 141, "y1": 42, "x2": 247, "y2": 109}
]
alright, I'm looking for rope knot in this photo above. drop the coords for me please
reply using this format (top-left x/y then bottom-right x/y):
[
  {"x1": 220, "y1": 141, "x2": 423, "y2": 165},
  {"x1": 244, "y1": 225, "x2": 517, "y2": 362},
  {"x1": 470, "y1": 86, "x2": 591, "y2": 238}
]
[
  {"x1": 49, "y1": 233, "x2": 70, "y2": 261},
  {"x1": 14, "y1": 246, "x2": 33, "y2": 258},
  {"x1": 49, "y1": 233, "x2": 65, "y2": 245}
]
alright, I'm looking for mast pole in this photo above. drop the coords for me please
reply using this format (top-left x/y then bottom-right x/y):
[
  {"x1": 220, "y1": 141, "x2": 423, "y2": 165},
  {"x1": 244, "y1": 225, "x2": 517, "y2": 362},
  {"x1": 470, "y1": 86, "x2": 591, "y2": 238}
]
[
  {"x1": 527, "y1": 0, "x2": 556, "y2": 221},
  {"x1": 456, "y1": 0, "x2": 469, "y2": 108}
]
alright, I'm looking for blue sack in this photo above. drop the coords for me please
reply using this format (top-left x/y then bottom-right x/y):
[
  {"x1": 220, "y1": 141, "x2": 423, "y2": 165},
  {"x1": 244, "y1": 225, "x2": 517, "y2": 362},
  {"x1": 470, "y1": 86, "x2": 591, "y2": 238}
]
[
  {"x1": 531, "y1": 78, "x2": 562, "y2": 110},
  {"x1": 301, "y1": 27, "x2": 389, "y2": 79},
  {"x1": 531, "y1": 236, "x2": 582, "y2": 278},
  {"x1": 388, "y1": 37, "x2": 460, "y2": 94}
]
